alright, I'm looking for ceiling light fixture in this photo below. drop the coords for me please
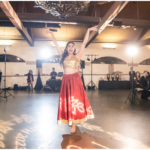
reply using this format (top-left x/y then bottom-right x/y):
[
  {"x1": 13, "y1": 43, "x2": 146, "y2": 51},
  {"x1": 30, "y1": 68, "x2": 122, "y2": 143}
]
[
  {"x1": 0, "y1": 40, "x2": 12, "y2": 46},
  {"x1": 34, "y1": 1, "x2": 93, "y2": 19},
  {"x1": 103, "y1": 44, "x2": 116, "y2": 49}
]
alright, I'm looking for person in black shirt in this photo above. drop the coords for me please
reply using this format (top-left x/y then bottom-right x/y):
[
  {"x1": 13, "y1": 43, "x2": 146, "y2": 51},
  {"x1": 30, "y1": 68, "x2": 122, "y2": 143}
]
[
  {"x1": 140, "y1": 70, "x2": 149, "y2": 99},
  {"x1": 0, "y1": 69, "x2": 2, "y2": 90},
  {"x1": 50, "y1": 68, "x2": 57, "y2": 80},
  {"x1": 25, "y1": 70, "x2": 34, "y2": 91},
  {"x1": 129, "y1": 67, "x2": 136, "y2": 88},
  {"x1": 135, "y1": 71, "x2": 141, "y2": 88},
  {"x1": 140, "y1": 71, "x2": 148, "y2": 88},
  {"x1": 129, "y1": 67, "x2": 136, "y2": 80}
]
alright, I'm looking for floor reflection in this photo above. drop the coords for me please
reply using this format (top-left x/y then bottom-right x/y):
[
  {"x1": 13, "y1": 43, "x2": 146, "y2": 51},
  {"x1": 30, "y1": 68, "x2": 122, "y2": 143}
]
[{"x1": 61, "y1": 126, "x2": 121, "y2": 149}]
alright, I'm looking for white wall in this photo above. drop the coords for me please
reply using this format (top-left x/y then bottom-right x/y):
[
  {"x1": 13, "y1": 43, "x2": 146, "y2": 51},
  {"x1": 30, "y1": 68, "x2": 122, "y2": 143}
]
[{"x1": 0, "y1": 40, "x2": 150, "y2": 88}]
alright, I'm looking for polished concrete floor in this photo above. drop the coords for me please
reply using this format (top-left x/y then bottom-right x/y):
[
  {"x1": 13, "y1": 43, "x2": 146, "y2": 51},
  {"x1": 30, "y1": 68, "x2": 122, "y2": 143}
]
[{"x1": 0, "y1": 89, "x2": 150, "y2": 149}]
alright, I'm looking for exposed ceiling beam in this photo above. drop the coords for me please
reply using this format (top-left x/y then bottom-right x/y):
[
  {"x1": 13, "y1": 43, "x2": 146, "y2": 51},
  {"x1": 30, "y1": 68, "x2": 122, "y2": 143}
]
[
  {"x1": 0, "y1": 35, "x2": 131, "y2": 44},
  {"x1": 91, "y1": 5, "x2": 96, "y2": 17},
  {"x1": 136, "y1": 28, "x2": 149, "y2": 42},
  {"x1": 15, "y1": 13, "x2": 101, "y2": 25},
  {"x1": 137, "y1": 38, "x2": 150, "y2": 47},
  {"x1": 94, "y1": 5, "x2": 101, "y2": 17},
  {"x1": 114, "y1": 18, "x2": 150, "y2": 28},
  {"x1": 0, "y1": 1, "x2": 34, "y2": 46},
  {"x1": 0, "y1": 35, "x2": 24, "y2": 40},
  {"x1": 85, "y1": 1, "x2": 129, "y2": 48},
  {"x1": 0, "y1": 21, "x2": 61, "y2": 28},
  {"x1": 1, "y1": 12, "x2": 150, "y2": 28},
  {"x1": 18, "y1": 2, "x2": 24, "y2": 13}
]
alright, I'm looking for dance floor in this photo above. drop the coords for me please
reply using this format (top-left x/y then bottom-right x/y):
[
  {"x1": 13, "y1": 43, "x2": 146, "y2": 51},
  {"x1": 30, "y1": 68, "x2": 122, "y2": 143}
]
[{"x1": 0, "y1": 90, "x2": 150, "y2": 149}]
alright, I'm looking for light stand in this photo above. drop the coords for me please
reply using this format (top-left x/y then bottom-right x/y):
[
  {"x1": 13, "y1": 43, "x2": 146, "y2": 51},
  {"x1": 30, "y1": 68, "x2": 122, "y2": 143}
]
[
  {"x1": 0, "y1": 47, "x2": 15, "y2": 101},
  {"x1": 80, "y1": 60, "x2": 86, "y2": 90},
  {"x1": 86, "y1": 54, "x2": 98, "y2": 90},
  {"x1": 40, "y1": 59, "x2": 51, "y2": 92},
  {"x1": 125, "y1": 46, "x2": 140, "y2": 104}
]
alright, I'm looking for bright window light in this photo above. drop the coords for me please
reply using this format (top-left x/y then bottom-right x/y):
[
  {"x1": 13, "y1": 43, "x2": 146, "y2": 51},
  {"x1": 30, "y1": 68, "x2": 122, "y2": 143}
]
[
  {"x1": 0, "y1": 40, "x2": 12, "y2": 45},
  {"x1": 127, "y1": 46, "x2": 138, "y2": 56},
  {"x1": 41, "y1": 48, "x2": 51, "y2": 59}
]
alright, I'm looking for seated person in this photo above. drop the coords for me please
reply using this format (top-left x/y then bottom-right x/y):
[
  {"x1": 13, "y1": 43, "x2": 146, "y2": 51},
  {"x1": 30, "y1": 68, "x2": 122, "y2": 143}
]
[
  {"x1": 140, "y1": 71, "x2": 148, "y2": 88},
  {"x1": 146, "y1": 72, "x2": 150, "y2": 100},
  {"x1": 50, "y1": 68, "x2": 57, "y2": 80},
  {"x1": 0, "y1": 69, "x2": 2, "y2": 90},
  {"x1": 135, "y1": 71, "x2": 141, "y2": 88},
  {"x1": 140, "y1": 70, "x2": 150, "y2": 99}
]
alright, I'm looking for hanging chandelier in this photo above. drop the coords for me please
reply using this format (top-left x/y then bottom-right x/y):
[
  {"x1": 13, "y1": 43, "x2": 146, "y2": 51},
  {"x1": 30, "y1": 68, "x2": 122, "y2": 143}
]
[{"x1": 34, "y1": 1, "x2": 93, "y2": 19}]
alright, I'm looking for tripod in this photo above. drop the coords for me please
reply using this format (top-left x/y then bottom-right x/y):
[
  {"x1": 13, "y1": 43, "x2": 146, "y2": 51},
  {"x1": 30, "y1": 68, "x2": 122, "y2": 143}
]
[
  {"x1": 125, "y1": 57, "x2": 140, "y2": 104},
  {"x1": 40, "y1": 59, "x2": 51, "y2": 92},
  {"x1": 86, "y1": 55, "x2": 98, "y2": 90},
  {"x1": 0, "y1": 47, "x2": 15, "y2": 101}
]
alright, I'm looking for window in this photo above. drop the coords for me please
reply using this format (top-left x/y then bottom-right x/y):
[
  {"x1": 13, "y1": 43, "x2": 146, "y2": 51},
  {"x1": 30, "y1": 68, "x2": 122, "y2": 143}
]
[
  {"x1": 92, "y1": 57, "x2": 126, "y2": 64},
  {"x1": 0, "y1": 54, "x2": 25, "y2": 62},
  {"x1": 139, "y1": 59, "x2": 150, "y2": 65}
]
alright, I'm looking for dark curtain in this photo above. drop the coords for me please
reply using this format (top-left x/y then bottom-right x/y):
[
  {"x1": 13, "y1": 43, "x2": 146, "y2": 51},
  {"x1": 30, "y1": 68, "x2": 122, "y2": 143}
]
[{"x1": 34, "y1": 71, "x2": 43, "y2": 90}]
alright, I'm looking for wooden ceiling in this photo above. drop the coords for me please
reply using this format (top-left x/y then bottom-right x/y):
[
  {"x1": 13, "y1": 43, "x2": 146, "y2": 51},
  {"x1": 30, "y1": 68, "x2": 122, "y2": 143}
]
[{"x1": 0, "y1": 1, "x2": 150, "y2": 47}]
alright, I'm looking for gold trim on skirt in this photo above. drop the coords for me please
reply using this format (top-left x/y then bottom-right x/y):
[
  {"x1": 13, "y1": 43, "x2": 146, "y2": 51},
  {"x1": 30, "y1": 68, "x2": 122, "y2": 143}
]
[{"x1": 57, "y1": 115, "x2": 94, "y2": 125}]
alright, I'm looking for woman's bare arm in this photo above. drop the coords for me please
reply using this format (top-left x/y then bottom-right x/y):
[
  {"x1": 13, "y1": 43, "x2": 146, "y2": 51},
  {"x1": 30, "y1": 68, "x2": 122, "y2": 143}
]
[
  {"x1": 46, "y1": 31, "x2": 63, "y2": 56},
  {"x1": 76, "y1": 25, "x2": 98, "y2": 59}
]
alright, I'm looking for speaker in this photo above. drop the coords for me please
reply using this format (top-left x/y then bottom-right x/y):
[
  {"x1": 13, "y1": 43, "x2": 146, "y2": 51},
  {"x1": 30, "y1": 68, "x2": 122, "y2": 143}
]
[
  {"x1": 19, "y1": 86, "x2": 28, "y2": 90},
  {"x1": 113, "y1": 21, "x2": 122, "y2": 27},
  {"x1": 36, "y1": 60, "x2": 42, "y2": 68},
  {"x1": 14, "y1": 84, "x2": 18, "y2": 90},
  {"x1": 81, "y1": 60, "x2": 85, "y2": 69},
  {"x1": 88, "y1": 86, "x2": 95, "y2": 90}
]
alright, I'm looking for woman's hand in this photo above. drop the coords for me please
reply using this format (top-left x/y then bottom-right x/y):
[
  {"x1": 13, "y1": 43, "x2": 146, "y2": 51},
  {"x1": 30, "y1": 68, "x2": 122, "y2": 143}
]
[
  {"x1": 76, "y1": 25, "x2": 98, "y2": 59},
  {"x1": 88, "y1": 25, "x2": 98, "y2": 32}
]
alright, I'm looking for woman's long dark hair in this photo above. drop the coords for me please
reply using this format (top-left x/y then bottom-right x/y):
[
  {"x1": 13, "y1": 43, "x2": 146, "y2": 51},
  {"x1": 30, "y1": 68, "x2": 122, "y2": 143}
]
[
  {"x1": 59, "y1": 41, "x2": 76, "y2": 66},
  {"x1": 136, "y1": 71, "x2": 140, "y2": 79}
]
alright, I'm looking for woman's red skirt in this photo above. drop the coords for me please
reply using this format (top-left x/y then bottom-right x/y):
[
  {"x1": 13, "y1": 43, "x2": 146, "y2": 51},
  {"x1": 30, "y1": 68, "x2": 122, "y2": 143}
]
[{"x1": 57, "y1": 72, "x2": 94, "y2": 125}]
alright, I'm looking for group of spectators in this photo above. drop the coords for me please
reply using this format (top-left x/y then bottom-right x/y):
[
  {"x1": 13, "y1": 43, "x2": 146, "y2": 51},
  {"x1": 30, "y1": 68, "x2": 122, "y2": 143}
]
[{"x1": 129, "y1": 67, "x2": 150, "y2": 100}]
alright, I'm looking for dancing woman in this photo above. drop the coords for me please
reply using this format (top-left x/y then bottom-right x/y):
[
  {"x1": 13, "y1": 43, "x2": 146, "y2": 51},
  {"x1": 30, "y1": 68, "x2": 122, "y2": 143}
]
[{"x1": 47, "y1": 26, "x2": 98, "y2": 133}]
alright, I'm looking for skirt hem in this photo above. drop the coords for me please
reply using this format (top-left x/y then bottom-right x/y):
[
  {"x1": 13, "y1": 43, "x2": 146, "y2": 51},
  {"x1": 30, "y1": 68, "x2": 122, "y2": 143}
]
[{"x1": 57, "y1": 115, "x2": 94, "y2": 125}]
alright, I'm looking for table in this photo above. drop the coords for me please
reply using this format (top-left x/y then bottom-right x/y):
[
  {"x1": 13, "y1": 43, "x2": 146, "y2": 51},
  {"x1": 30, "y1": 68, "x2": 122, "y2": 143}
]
[
  {"x1": 98, "y1": 81, "x2": 130, "y2": 90},
  {"x1": 46, "y1": 79, "x2": 62, "y2": 91}
]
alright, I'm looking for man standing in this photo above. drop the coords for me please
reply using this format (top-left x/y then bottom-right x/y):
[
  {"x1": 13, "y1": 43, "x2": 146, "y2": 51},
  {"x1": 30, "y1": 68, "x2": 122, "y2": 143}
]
[
  {"x1": 129, "y1": 67, "x2": 136, "y2": 88},
  {"x1": 129, "y1": 67, "x2": 136, "y2": 81},
  {"x1": 50, "y1": 68, "x2": 57, "y2": 80}
]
